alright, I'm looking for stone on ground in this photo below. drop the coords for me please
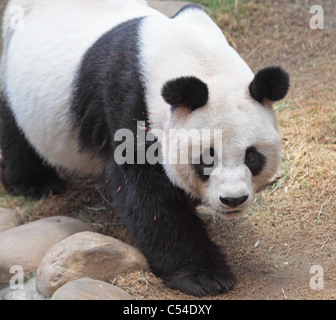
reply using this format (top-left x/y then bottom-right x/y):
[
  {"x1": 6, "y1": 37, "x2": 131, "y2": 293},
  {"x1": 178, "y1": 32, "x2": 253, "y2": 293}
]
[
  {"x1": 0, "y1": 216, "x2": 93, "y2": 286},
  {"x1": 0, "y1": 208, "x2": 23, "y2": 232},
  {"x1": 36, "y1": 231, "x2": 149, "y2": 297},
  {"x1": 0, "y1": 275, "x2": 48, "y2": 300},
  {"x1": 51, "y1": 278, "x2": 134, "y2": 300}
]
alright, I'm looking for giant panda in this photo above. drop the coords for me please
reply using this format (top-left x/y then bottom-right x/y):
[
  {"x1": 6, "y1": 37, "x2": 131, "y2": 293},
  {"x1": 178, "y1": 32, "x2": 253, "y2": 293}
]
[{"x1": 0, "y1": 0, "x2": 289, "y2": 297}]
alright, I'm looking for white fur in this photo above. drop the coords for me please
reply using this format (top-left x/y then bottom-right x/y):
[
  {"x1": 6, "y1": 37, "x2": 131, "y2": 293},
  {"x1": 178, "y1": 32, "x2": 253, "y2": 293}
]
[
  {"x1": 2, "y1": 0, "x2": 159, "y2": 174},
  {"x1": 139, "y1": 7, "x2": 281, "y2": 214}
]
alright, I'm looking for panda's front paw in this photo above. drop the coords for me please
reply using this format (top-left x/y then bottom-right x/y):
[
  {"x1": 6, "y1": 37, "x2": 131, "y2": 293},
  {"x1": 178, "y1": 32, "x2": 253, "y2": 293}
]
[{"x1": 164, "y1": 264, "x2": 236, "y2": 297}]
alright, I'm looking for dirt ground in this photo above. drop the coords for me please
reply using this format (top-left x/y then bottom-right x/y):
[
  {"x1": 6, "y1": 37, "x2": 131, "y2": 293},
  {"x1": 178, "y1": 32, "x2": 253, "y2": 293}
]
[{"x1": 0, "y1": 0, "x2": 335, "y2": 300}]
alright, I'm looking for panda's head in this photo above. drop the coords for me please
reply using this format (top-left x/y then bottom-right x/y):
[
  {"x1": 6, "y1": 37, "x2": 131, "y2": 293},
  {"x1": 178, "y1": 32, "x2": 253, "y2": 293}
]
[{"x1": 160, "y1": 66, "x2": 290, "y2": 218}]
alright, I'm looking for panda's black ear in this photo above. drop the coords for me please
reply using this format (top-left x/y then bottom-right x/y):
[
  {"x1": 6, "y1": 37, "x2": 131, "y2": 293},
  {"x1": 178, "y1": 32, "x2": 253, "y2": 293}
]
[
  {"x1": 161, "y1": 76, "x2": 209, "y2": 112},
  {"x1": 249, "y1": 66, "x2": 290, "y2": 103}
]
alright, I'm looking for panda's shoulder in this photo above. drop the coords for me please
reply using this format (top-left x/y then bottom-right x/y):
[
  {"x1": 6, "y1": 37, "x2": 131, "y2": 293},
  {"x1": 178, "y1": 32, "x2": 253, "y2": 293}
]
[
  {"x1": 141, "y1": 4, "x2": 223, "y2": 46},
  {"x1": 170, "y1": 4, "x2": 216, "y2": 28},
  {"x1": 170, "y1": 4, "x2": 205, "y2": 18}
]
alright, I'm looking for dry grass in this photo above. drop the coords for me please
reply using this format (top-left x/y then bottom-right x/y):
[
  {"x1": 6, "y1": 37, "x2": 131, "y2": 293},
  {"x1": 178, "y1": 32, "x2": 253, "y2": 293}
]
[{"x1": 0, "y1": 0, "x2": 335, "y2": 300}]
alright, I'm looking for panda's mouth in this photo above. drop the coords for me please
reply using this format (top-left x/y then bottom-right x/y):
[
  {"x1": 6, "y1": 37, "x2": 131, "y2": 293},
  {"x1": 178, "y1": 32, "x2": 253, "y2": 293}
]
[
  {"x1": 224, "y1": 210, "x2": 241, "y2": 214},
  {"x1": 223, "y1": 210, "x2": 241, "y2": 215},
  {"x1": 216, "y1": 208, "x2": 244, "y2": 218}
]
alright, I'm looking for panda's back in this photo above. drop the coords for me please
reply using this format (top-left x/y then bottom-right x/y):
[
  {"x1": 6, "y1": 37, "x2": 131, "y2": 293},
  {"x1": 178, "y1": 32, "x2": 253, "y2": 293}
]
[{"x1": 2, "y1": 0, "x2": 159, "y2": 173}]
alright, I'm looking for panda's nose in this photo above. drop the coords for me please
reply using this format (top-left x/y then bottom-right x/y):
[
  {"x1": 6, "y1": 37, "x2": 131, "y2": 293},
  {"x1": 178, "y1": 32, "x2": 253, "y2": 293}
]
[{"x1": 220, "y1": 195, "x2": 249, "y2": 208}]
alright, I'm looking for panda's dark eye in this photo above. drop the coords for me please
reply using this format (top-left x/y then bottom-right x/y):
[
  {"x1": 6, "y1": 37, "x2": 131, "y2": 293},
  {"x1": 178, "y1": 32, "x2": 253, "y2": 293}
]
[
  {"x1": 244, "y1": 147, "x2": 266, "y2": 176},
  {"x1": 245, "y1": 150, "x2": 256, "y2": 163},
  {"x1": 193, "y1": 147, "x2": 216, "y2": 181}
]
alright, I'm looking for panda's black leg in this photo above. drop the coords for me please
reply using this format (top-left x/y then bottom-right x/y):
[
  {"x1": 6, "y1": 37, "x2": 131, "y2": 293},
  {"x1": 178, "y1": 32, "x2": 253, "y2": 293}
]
[
  {"x1": 0, "y1": 96, "x2": 67, "y2": 199},
  {"x1": 107, "y1": 162, "x2": 236, "y2": 297}
]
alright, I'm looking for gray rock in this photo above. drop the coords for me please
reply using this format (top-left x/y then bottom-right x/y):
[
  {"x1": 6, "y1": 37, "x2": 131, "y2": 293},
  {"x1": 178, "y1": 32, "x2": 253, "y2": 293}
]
[
  {"x1": 0, "y1": 208, "x2": 23, "y2": 232},
  {"x1": 0, "y1": 216, "x2": 93, "y2": 286},
  {"x1": 51, "y1": 278, "x2": 134, "y2": 300},
  {"x1": 0, "y1": 275, "x2": 49, "y2": 300},
  {"x1": 36, "y1": 231, "x2": 149, "y2": 297}
]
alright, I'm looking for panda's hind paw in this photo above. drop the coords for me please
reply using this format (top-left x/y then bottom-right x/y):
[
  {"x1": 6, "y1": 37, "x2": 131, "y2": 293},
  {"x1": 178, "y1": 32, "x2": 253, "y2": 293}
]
[{"x1": 2, "y1": 175, "x2": 67, "y2": 200}]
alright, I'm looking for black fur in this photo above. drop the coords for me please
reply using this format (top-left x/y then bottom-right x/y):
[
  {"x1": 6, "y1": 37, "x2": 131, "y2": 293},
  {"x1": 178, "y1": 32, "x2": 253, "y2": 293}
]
[
  {"x1": 0, "y1": 94, "x2": 66, "y2": 199},
  {"x1": 193, "y1": 147, "x2": 216, "y2": 181},
  {"x1": 171, "y1": 4, "x2": 205, "y2": 19},
  {"x1": 71, "y1": 18, "x2": 235, "y2": 296},
  {"x1": 161, "y1": 76, "x2": 209, "y2": 112},
  {"x1": 244, "y1": 146, "x2": 266, "y2": 176},
  {"x1": 106, "y1": 160, "x2": 235, "y2": 297},
  {"x1": 249, "y1": 66, "x2": 290, "y2": 103}
]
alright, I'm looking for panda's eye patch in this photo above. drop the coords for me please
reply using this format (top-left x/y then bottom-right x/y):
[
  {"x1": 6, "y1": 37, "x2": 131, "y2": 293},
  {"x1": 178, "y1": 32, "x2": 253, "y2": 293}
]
[
  {"x1": 244, "y1": 147, "x2": 266, "y2": 176},
  {"x1": 193, "y1": 147, "x2": 216, "y2": 181}
]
